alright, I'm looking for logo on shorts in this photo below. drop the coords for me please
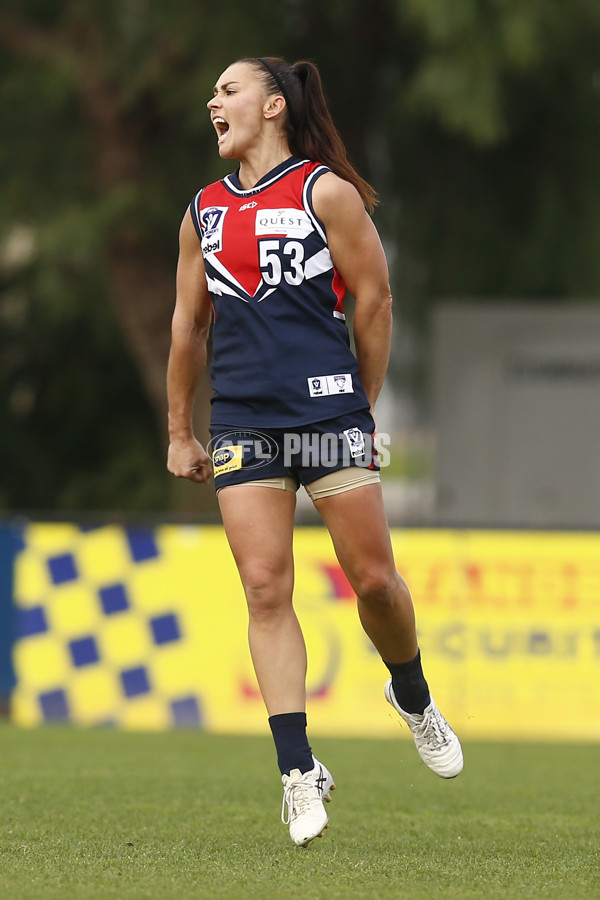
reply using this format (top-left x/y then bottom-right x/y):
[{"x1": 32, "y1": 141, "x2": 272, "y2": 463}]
[
  {"x1": 212, "y1": 445, "x2": 243, "y2": 476},
  {"x1": 343, "y1": 427, "x2": 365, "y2": 459},
  {"x1": 208, "y1": 431, "x2": 280, "y2": 476}
]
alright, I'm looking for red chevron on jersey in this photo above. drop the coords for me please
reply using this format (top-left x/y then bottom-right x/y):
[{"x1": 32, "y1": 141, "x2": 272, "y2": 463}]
[{"x1": 191, "y1": 157, "x2": 346, "y2": 311}]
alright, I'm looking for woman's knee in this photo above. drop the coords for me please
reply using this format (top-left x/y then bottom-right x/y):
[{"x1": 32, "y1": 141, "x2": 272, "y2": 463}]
[
  {"x1": 354, "y1": 568, "x2": 410, "y2": 610},
  {"x1": 240, "y1": 566, "x2": 293, "y2": 620}
]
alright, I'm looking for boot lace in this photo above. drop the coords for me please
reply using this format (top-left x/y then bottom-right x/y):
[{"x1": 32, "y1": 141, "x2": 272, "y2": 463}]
[
  {"x1": 281, "y1": 777, "x2": 314, "y2": 825},
  {"x1": 413, "y1": 706, "x2": 450, "y2": 750}
]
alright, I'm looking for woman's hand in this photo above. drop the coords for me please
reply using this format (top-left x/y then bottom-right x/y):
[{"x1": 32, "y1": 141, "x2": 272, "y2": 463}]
[{"x1": 167, "y1": 437, "x2": 213, "y2": 484}]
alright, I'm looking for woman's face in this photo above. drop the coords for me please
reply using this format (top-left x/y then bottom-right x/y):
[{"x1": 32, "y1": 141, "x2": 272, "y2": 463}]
[{"x1": 207, "y1": 62, "x2": 270, "y2": 159}]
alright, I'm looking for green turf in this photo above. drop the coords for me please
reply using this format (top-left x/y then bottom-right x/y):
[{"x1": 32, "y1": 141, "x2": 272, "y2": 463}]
[{"x1": 0, "y1": 725, "x2": 598, "y2": 900}]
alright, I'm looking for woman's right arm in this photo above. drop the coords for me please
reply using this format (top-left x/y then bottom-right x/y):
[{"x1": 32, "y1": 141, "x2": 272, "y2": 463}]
[{"x1": 166, "y1": 208, "x2": 214, "y2": 484}]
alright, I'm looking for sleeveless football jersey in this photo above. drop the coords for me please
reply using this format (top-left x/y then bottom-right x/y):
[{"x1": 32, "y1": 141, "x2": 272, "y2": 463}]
[{"x1": 190, "y1": 156, "x2": 370, "y2": 428}]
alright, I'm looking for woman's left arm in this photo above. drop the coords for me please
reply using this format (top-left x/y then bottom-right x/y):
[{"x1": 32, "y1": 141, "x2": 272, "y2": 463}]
[{"x1": 312, "y1": 173, "x2": 393, "y2": 415}]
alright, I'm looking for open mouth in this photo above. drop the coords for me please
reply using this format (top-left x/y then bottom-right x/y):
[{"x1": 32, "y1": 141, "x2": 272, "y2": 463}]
[{"x1": 213, "y1": 117, "x2": 230, "y2": 142}]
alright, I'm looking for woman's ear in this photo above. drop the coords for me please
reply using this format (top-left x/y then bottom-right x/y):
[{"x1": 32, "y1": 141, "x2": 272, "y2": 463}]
[{"x1": 263, "y1": 95, "x2": 287, "y2": 120}]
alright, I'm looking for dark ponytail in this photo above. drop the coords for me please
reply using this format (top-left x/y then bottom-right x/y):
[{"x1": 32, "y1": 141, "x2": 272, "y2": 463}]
[{"x1": 242, "y1": 57, "x2": 377, "y2": 214}]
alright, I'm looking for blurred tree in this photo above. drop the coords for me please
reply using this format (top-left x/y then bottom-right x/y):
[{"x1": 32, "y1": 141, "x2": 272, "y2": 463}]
[
  {"x1": 0, "y1": 0, "x2": 280, "y2": 423},
  {"x1": 1, "y1": 0, "x2": 600, "y2": 509},
  {"x1": 382, "y1": 0, "x2": 600, "y2": 321},
  {"x1": 280, "y1": 0, "x2": 600, "y2": 412},
  {"x1": 0, "y1": 253, "x2": 168, "y2": 512},
  {"x1": 0, "y1": 0, "x2": 295, "y2": 512}
]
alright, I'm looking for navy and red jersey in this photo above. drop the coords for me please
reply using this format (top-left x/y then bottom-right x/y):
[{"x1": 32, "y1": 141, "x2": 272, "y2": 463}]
[{"x1": 190, "y1": 156, "x2": 370, "y2": 428}]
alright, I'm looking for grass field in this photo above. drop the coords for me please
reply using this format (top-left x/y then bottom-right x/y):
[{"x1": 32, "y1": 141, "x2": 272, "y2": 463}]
[{"x1": 0, "y1": 725, "x2": 598, "y2": 900}]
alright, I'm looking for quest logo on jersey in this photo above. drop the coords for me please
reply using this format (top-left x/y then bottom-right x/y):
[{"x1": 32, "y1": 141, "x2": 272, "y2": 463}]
[
  {"x1": 255, "y1": 208, "x2": 313, "y2": 239},
  {"x1": 200, "y1": 206, "x2": 228, "y2": 254}
]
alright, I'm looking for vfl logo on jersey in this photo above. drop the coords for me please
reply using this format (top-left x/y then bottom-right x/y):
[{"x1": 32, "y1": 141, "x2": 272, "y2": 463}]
[
  {"x1": 239, "y1": 201, "x2": 258, "y2": 211},
  {"x1": 343, "y1": 427, "x2": 365, "y2": 458},
  {"x1": 212, "y1": 444, "x2": 242, "y2": 476},
  {"x1": 200, "y1": 206, "x2": 228, "y2": 254},
  {"x1": 255, "y1": 208, "x2": 313, "y2": 239},
  {"x1": 307, "y1": 373, "x2": 354, "y2": 397}
]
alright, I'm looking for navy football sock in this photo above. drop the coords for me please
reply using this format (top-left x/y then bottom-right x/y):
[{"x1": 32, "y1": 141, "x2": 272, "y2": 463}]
[
  {"x1": 384, "y1": 649, "x2": 431, "y2": 715},
  {"x1": 268, "y1": 712, "x2": 314, "y2": 776}
]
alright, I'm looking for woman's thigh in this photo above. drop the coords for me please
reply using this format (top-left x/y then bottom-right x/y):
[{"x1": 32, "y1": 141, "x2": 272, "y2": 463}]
[
  {"x1": 217, "y1": 483, "x2": 297, "y2": 603},
  {"x1": 313, "y1": 482, "x2": 397, "y2": 592}
]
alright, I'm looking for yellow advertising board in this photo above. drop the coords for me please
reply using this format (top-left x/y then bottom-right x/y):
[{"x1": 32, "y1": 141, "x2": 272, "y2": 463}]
[{"x1": 11, "y1": 523, "x2": 600, "y2": 741}]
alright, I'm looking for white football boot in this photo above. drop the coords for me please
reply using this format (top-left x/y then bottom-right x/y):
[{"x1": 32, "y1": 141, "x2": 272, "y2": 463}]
[
  {"x1": 281, "y1": 757, "x2": 336, "y2": 847},
  {"x1": 385, "y1": 679, "x2": 463, "y2": 778}
]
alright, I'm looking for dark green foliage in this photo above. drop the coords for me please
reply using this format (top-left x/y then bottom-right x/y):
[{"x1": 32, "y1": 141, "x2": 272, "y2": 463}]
[
  {"x1": 2, "y1": 1, "x2": 600, "y2": 510},
  {"x1": 0, "y1": 265, "x2": 168, "y2": 512}
]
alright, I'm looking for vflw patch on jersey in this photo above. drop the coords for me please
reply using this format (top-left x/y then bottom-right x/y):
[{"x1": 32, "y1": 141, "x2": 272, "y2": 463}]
[{"x1": 200, "y1": 206, "x2": 228, "y2": 255}]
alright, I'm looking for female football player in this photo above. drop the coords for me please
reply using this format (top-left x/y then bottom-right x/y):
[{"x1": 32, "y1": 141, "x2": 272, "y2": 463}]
[{"x1": 167, "y1": 56, "x2": 462, "y2": 847}]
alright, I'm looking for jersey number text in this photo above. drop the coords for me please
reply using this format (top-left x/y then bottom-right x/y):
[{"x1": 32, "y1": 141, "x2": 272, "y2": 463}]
[{"x1": 258, "y1": 239, "x2": 305, "y2": 287}]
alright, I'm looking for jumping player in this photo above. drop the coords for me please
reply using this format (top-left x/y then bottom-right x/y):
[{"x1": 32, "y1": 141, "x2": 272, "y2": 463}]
[{"x1": 167, "y1": 56, "x2": 463, "y2": 847}]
